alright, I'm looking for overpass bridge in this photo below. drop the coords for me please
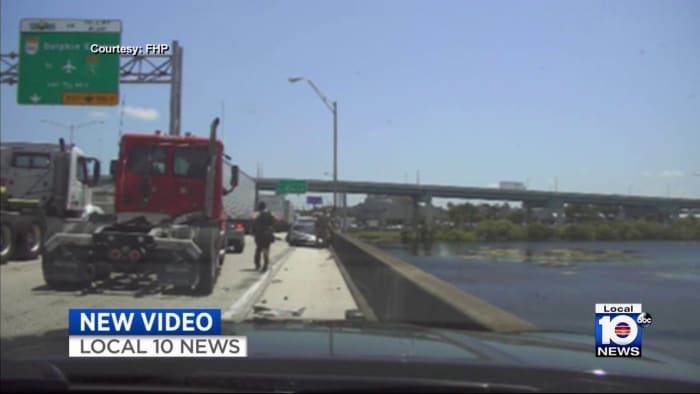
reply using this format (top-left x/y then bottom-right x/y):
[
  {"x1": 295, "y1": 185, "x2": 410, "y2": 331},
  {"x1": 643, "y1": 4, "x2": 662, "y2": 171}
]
[
  {"x1": 93, "y1": 176, "x2": 700, "y2": 222},
  {"x1": 255, "y1": 177, "x2": 700, "y2": 209}
]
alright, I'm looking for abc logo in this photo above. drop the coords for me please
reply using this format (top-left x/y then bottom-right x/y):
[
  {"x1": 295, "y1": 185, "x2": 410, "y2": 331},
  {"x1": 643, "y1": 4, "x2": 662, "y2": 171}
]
[
  {"x1": 598, "y1": 315, "x2": 639, "y2": 345},
  {"x1": 637, "y1": 312, "x2": 653, "y2": 328}
]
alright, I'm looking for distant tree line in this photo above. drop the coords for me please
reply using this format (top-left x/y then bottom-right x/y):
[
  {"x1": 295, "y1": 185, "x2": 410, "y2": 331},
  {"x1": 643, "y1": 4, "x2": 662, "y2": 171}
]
[
  {"x1": 398, "y1": 218, "x2": 700, "y2": 242},
  {"x1": 443, "y1": 202, "x2": 676, "y2": 226}
]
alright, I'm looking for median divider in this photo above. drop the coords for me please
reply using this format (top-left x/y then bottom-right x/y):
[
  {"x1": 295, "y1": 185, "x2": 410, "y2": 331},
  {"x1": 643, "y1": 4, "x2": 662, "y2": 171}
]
[{"x1": 330, "y1": 231, "x2": 536, "y2": 332}]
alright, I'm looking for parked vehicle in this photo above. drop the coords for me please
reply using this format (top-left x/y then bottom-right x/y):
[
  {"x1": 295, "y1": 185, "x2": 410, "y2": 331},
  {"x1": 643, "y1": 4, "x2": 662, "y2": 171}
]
[
  {"x1": 1, "y1": 140, "x2": 101, "y2": 263},
  {"x1": 287, "y1": 219, "x2": 327, "y2": 247}
]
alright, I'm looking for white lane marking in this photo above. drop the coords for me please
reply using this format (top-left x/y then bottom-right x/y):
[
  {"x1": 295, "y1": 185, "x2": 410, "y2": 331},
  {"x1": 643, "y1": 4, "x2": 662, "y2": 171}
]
[{"x1": 222, "y1": 247, "x2": 294, "y2": 321}]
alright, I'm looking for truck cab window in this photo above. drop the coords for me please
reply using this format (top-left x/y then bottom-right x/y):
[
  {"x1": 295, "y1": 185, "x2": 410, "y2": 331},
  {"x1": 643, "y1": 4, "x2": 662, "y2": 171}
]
[
  {"x1": 128, "y1": 145, "x2": 167, "y2": 176},
  {"x1": 76, "y1": 157, "x2": 88, "y2": 183},
  {"x1": 174, "y1": 147, "x2": 209, "y2": 178},
  {"x1": 11, "y1": 153, "x2": 50, "y2": 169}
]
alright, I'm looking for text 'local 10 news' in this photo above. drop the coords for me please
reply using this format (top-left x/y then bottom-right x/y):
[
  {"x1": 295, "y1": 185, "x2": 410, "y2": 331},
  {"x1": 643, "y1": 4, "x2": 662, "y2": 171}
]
[{"x1": 68, "y1": 309, "x2": 247, "y2": 357}]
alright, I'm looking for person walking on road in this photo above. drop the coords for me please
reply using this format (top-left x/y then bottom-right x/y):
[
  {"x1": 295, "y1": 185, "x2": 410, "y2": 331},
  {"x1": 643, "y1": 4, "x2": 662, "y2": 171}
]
[{"x1": 251, "y1": 201, "x2": 276, "y2": 272}]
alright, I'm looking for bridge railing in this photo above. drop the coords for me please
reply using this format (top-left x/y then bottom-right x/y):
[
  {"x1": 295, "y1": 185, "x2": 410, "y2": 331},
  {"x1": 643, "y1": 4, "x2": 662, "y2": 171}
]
[{"x1": 329, "y1": 229, "x2": 536, "y2": 332}]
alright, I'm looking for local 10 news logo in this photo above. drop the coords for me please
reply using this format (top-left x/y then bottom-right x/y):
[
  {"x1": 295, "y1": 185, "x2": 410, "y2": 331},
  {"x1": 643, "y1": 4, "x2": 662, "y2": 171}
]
[
  {"x1": 595, "y1": 303, "x2": 653, "y2": 357},
  {"x1": 68, "y1": 308, "x2": 247, "y2": 358}
]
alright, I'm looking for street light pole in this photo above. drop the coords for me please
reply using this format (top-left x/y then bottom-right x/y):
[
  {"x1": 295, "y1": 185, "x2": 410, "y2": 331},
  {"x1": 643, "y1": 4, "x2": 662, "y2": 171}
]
[
  {"x1": 289, "y1": 76, "x2": 340, "y2": 227},
  {"x1": 333, "y1": 101, "x2": 338, "y2": 213}
]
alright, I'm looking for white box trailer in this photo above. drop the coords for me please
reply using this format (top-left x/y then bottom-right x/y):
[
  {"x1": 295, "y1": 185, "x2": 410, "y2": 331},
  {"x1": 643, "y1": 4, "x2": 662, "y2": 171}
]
[
  {"x1": 259, "y1": 194, "x2": 292, "y2": 231},
  {"x1": 498, "y1": 181, "x2": 526, "y2": 191},
  {"x1": 222, "y1": 167, "x2": 256, "y2": 253}
]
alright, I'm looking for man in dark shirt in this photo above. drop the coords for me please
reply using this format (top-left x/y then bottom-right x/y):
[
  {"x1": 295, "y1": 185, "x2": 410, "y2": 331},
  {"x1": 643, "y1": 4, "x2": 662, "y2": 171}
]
[{"x1": 251, "y1": 202, "x2": 276, "y2": 272}]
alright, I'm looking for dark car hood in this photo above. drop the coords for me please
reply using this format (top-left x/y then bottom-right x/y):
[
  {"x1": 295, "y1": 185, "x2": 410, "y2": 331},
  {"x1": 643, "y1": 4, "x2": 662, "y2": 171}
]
[
  {"x1": 2, "y1": 320, "x2": 699, "y2": 389},
  {"x1": 230, "y1": 320, "x2": 700, "y2": 382}
]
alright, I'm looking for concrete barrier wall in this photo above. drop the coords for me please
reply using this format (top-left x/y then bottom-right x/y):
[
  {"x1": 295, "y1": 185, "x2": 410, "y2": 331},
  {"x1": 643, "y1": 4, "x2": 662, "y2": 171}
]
[{"x1": 331, "y1": 232, "x2": 535, "y2": 332}]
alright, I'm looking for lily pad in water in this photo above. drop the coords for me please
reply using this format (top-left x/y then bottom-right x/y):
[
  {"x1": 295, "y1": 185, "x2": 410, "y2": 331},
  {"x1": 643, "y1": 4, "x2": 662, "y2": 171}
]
[{"x1": 460, "y1": 247, "x2": 641, "y2": 267}]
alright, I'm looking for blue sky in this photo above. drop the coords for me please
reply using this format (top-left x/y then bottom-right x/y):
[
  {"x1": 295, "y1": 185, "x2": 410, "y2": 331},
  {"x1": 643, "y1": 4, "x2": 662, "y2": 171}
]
[{"x1": 2, "y1": 0, "x2": 699, "y2": 208}]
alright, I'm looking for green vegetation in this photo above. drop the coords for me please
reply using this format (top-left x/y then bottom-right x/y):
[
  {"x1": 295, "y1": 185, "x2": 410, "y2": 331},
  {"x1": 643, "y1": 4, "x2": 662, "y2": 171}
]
[
  {"x1": 353, "y1": 230, "x2": 402, "y2": 243},
  {"x1": 460, "y1": 247, "x2": 641, "y2": 266},
  {"x1": 354, "y1": 218, "x2": 700, "y2": 243}
]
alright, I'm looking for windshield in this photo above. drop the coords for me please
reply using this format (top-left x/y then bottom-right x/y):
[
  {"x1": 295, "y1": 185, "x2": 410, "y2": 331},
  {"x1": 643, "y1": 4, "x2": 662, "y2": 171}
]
[
  {"x1": 173, "y1": 146, "x2": 209, "y2": 178},
  {"x1": 292, "y1": 223, "x2": 315, "y2": 234},
  {"x1": 2, "y1": 0, "x2": 700, "y2": 390},
  {"x1": 127, "y1": 145, "x2": 166, "y2": 175}
]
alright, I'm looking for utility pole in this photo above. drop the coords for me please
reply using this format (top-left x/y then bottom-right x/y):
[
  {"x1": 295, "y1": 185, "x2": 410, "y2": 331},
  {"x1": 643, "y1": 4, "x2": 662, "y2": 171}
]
[
  {"x1": 118, "y1": 95, "x2": 126, "y2": 139},
  {"x1": 288, "y1": 76, "x2": 341, "y2": 229}
]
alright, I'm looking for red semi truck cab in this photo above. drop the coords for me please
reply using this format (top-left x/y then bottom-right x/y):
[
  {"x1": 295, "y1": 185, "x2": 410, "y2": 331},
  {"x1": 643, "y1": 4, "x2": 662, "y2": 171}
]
[
  {"x1": 113, "y1": 133, "x2": 227, "y2": 222},
  {"x1": 43, "y1": 118, "x2": 238, "y2": 295}
]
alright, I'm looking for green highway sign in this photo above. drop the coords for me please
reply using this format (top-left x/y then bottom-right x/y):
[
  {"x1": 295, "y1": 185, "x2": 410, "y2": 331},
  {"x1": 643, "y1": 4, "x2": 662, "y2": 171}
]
[
  {"x1": 18, "y1": 19, "x2": 122, "y2": 106},
  {"x1": 276, "y1": 180, "x2": 307, "y2": 194}
]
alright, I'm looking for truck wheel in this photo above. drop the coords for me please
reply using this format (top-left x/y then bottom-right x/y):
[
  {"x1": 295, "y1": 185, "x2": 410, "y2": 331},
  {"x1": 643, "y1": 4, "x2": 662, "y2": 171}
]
[
  {"x1": 19, "y1": 222, "x2": 43, "y2": 260},
  {"x1": 233, "y1": 242, "x2": 244, "y2": 254},
  {"x1": 1, "y1": 223, "x2": 14, "y2": 264},
  {"x1": 194, "y1": 228, "x2": 218, "y2": 295}
]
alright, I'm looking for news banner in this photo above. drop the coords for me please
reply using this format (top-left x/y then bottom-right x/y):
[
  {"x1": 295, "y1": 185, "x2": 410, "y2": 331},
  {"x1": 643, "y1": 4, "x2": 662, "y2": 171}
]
[{"x1": 68, "y1": 309, "x2": 247, "y2": 357}]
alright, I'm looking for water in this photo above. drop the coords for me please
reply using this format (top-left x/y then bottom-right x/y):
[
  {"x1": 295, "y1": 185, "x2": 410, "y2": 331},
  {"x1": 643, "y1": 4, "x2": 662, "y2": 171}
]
[{"x1": 378, "y1": 240, "x2": 700, "y2": 364}]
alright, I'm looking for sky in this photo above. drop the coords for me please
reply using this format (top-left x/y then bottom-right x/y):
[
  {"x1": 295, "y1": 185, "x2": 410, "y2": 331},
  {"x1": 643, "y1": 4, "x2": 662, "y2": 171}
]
[{"x1": 1, "y1": 0, "x2": 699, "y2": 209}]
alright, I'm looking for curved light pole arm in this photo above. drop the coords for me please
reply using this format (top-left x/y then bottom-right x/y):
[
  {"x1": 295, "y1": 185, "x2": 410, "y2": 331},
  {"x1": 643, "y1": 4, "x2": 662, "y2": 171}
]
[
  {"x1": 305, "y1": 79, "x2": 334, "y2": 114},
  {"x1": 74, "y1": 120, "x2": 104, "y2": 130},
  {"x1": 41, "y1": 119, "x2": 70, "y2": 129}
]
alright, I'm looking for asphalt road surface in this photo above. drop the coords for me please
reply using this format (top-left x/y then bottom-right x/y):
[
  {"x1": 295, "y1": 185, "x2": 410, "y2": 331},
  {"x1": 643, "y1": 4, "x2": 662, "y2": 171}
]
[{"x1": 1, "y1": 235, "x2": 292, "y2": 340}]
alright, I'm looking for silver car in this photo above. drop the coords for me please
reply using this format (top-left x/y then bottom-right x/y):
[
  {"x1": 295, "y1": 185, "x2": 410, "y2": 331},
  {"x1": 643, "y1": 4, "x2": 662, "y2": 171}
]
[{"x1": 287, "y1": 220, "x2": 326, "y2": 247}]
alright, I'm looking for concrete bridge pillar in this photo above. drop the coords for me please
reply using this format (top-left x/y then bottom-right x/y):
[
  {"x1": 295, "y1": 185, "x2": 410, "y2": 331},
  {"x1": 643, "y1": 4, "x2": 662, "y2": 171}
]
[
  {"x1": 423, "y1": 194, "x2": 434, "y2": 233},
  {"x1": 522, "y1": 201, "x2": 537, "y2": 224},
  {"x1": 615, "y1": 206, "x2": 626, "y2": 221},
  {"x1": 545, "y1": 199, "x2": 565, "y2": 225},
  {"x1": 409, "y1": 195, "x2": 434, "y2": 242},
  {"x1": 412, "y1": 196, "x2": 420, "y2": 228},
  {"x1": 659, "y1": 205, "x2": 681, "y2": 221}
]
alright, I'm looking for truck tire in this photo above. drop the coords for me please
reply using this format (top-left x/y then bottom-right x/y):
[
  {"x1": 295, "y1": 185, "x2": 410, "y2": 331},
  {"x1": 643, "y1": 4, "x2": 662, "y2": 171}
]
[
  {"x1": 18, "y1": 221, "x2": 43, "y2": 260},
  {"x1": 194, "y1": 228, "x2": 219, "y2": 295},
  {"x1": 1, "y1": 223, "x2": 14, "y2": 264},
  {"x1": 233, "y1": 241, "x2": 244, "y2": 254}
]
